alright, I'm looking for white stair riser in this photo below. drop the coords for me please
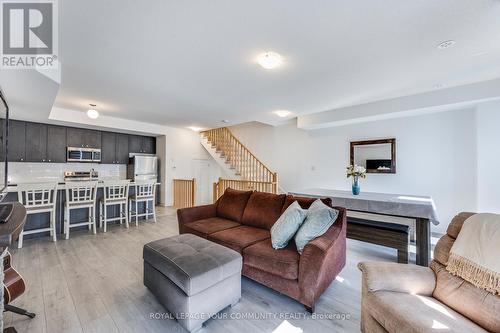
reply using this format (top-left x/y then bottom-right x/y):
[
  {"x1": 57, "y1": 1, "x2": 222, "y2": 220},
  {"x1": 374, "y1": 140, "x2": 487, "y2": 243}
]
[{"x1": 200, "y1": 137, "x2": 241, "y2": 179}]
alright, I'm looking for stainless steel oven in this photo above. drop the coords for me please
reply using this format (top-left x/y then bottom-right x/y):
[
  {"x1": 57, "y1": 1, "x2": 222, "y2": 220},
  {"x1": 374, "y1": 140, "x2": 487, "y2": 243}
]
[{"x1": 67, "y1": 147, "x2": 101, "y2": 163}]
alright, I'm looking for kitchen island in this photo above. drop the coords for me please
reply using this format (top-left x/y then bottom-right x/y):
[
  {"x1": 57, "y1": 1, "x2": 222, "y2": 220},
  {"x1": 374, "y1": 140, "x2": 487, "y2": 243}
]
[{"x1": 4, "y1": 181, "x2": 161, "y2": 240}]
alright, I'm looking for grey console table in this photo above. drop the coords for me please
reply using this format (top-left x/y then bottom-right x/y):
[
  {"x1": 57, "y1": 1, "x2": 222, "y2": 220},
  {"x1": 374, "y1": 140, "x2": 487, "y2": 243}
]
[{"x1": 289, "y1": 188, "x2": 439, "y2": 267}]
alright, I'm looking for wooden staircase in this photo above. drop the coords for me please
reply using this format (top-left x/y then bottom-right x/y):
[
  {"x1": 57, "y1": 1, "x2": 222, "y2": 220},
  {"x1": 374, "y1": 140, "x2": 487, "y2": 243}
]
[{"x1": 200, "y1": 127, "x2": 279, "y2": 200}]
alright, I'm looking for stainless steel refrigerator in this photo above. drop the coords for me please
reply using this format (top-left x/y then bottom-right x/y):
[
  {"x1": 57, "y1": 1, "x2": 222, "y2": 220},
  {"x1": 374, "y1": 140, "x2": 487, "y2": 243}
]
[{"x1": 127, "y1": 154, "x2": 158, "y2": 182}]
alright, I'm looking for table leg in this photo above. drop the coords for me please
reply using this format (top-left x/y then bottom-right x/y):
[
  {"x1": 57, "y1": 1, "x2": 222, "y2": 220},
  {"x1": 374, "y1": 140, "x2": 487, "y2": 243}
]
[{"x1": 416, "y1": 218, "x2": 431, "y2": 266}]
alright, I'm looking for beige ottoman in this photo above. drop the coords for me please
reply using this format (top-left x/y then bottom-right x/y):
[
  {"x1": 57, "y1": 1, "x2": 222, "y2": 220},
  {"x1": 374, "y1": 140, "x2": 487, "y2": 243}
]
[{"x1": 143, "y1": 234, "x2": 242, "y2": 332}]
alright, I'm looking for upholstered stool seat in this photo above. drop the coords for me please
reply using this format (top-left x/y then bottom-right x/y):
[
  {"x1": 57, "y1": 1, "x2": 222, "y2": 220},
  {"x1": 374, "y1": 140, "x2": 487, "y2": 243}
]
[{"x1": 143, "y1": 234, "x2": 242, "y2": 332}]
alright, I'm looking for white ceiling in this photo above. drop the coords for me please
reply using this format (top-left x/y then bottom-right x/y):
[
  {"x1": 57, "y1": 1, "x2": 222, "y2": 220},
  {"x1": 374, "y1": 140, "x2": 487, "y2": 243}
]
[{"x1": 13, "y1": 1, "x2": 500, "y2": 129}]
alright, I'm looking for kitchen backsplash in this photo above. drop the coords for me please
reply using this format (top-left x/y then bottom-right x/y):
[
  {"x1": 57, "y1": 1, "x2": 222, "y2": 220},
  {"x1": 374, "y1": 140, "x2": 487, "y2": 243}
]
[{"x1": 5, "y1": 162, "x2": 127, "y2": 184}]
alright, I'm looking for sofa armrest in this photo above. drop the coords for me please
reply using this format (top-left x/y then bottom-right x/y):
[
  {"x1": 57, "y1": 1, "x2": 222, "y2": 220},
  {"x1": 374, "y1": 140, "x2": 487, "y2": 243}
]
[
  {"x1": 298, "y1": 207, "x2": 347, "y2": 306},
  {"x1": 177, "y1": 204, "x2": 217, "y2": 232},
  {"x1": 358, "y1": 261, "x2": 436, "y2": 296}
]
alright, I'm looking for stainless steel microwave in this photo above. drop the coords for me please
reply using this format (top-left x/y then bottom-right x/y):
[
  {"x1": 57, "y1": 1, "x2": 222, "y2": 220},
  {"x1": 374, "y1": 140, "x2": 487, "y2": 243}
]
[{"x1": 67, "y1": 147, "x2": 101, "y2": 163}]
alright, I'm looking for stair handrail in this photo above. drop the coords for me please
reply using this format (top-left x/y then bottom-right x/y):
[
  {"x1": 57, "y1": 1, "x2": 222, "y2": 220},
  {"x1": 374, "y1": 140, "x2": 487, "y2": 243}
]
[{"x1": 201, "y1": 127, "x2": 277, "y2": 183}]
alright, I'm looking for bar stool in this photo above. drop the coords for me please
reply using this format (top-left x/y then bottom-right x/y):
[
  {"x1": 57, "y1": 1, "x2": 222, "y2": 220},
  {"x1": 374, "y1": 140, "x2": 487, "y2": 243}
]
[
  {"x1": 64, "y1": 181, "x2": 98, "y2": 239},
  {"x1": 99, "y1": 180, "x2": 130, "y2": 232},
  {"x1": 129, "y1": 181, "x2": 157, "y2": 226},
  {"x1": 16, "y1": 183, "x2": 58, "y2": 249}
]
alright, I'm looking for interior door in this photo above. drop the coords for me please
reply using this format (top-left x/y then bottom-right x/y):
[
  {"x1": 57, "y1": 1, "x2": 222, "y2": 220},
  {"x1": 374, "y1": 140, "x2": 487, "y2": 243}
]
[{"x1": 191, "y1": 159, "x2": 211, "y2": 205}]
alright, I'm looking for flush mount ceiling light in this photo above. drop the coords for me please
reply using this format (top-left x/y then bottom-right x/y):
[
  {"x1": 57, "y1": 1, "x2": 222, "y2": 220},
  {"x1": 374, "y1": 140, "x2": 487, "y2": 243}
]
[
  {"x1": 188, "y1": 126, "x2": 202, "y2": 132},
  {"x1": 86, "y1": 104, "x2": 99, "y2": 119},
  {"x1": 437, "y1": 40, "x2": 456, "y2": 50},
  {"x1": 221, "y1": 119, "x2": 230, "y2": 123},
  {"x1": 274, "y1": 110, "x2": 292, "y2": 118},
  {"x1": 256, "y1": 52, "x2": 283, "y2": 69}
]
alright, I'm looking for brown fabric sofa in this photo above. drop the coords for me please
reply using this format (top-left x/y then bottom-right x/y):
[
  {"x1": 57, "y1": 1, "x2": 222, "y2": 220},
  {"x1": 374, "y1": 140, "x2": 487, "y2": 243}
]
[
  {"x1": 177, "y1": 188, "x2": 347, "y2": 312},
  {"x1": 359, "y1": 212, "x2": 500, "y2": 333}
]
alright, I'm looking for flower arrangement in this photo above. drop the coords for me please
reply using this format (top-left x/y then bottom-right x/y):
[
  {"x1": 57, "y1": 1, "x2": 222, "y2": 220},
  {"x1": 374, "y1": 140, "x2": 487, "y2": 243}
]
[
  {"x1": 346, "y1": 165, "x2": 366, "y2": 195},
  {"x1": 346, "y1": 165, "x2": 366, "y2": 179}
]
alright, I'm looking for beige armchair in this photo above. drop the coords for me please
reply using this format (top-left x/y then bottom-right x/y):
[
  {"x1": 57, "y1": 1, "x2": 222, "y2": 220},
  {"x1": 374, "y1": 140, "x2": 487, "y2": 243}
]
[{"x1": 359, "y1": 212, "x2": 500, "y2": 333}]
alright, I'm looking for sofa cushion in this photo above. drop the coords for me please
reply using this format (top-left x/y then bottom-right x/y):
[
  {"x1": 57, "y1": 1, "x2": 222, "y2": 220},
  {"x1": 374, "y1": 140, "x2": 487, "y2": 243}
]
[
  {"x1": 143, "y1": 234, "x2": 242, "y2": 296},
  {"x1": 365, "y1": 290, "x2": 488, "y2": 333},
  {"x1": 208, "y1": 226, "x2": 270, "y2": 253},
  {"x1": 216, "y1": 188, "x2": 253, "y2": 222},
  {"x1": 183, "y1": 217, "x2": 241, "y2": 239},
  {"x1": 241, "y1": 192, "x2": 286, "y2": 230},
  {"x1": 432, "y1": 262, "x2": 500, "y2": 333},
  {"x1": 282, "y1": 195, "x2": 333, "y2": 213},
  {"x1": 243, "y1": 239, "x2": 299, "y2": 280}
]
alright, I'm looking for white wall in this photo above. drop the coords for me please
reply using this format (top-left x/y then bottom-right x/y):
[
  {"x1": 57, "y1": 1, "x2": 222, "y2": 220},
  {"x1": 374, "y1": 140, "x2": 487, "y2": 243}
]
[
  {"x1": 163, "y1": 128, "x2": 222, "y2": 206},
  {"x1": 230, "y1": 109, "x2": 480, "y2": 233},
  {"x1": 476, "y1": 102, "x2": 500, "y2": 213}
]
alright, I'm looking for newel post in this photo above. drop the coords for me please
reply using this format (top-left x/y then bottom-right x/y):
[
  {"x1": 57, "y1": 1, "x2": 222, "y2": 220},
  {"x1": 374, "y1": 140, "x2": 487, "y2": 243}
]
[
  {"x1": 191, "y1": 178, "x2": 196, "y2": 207},
  {"x1": 272, "y1": 173, "x2": 278, "y2": 194}
]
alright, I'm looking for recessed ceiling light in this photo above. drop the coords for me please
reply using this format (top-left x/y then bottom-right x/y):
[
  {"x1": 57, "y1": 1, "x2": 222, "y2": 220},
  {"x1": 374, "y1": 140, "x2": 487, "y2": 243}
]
[
  {"x1": 274, "y1": 110, "x2": 292, "y2": 118},
  {"x1": 437, "y1": 40, "x2": 456, "y2": 50},
  {"x1": 188, "y1": 126, "x2": 202, "y2": 132},
  {"x1": 472, "y1": 51, "x2": 487, "y2": 57},
  {"x1": 256, "y1": 52, "x2": 283, "y2": 69},
  {"x1": 87, "y1": 104, "x2": 99, "y2": 119}
]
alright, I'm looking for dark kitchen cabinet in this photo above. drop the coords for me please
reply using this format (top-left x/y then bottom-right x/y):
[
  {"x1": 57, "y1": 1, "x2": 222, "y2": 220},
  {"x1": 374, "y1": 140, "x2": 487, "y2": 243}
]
[
  {"x1": 1, "y1": 120, "x2": 154, "y2": 164},
  {"x1": 46, "y1": 125, "x2": 67, "y2": 163},
  {"x1": 8, "y1": 120, "x2": 26, "y2": 162},
  {"x1": 102, "y1": 132, "x2": 129, "y2": 164},
  {"x1": 26, "y1": 122, "x2": 48, "y2": 162},
  {"x1": 0, "y1": 119, "x2": 5, "y2": 161},
  {"x1": 101, "y1": 132, "x2": 116, "y2": 164},
  {"x1": 142, "y1": 136, "x2": 156, "y2": 154},
  {"x1": 67, "y1": 128, "x2": 101, "y2": 148},
  {"x1": 128, "y1": 135, "x2": 142, "y2": 153},
  {"x1": 116, "y1": 134, "x2": 129, "y2": 164},
  {"x1": 87, "y1": 130, "x2": 101, "y2": 148},
  {"x1": 129, "y1": 135, "x2": 156, "y2": 154},
  {"x1": 25, "y1": 123, "x2": 67, "y2": 163},
  {"x1": 67, "y1": 128, "x2": 85, "y2": 148}
]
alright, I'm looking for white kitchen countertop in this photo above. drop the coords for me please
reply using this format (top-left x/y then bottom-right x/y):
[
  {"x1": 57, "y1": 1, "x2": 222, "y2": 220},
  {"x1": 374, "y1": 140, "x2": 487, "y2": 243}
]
[{"x1": 6, "y1": 180, "x2": 160, "y2": 192}]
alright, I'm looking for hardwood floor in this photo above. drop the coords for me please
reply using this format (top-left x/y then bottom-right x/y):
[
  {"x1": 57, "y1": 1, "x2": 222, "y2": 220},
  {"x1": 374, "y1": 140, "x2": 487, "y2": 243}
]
[{"x1": 5, "y1": 207, "x2": 401, "y2": 333}]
